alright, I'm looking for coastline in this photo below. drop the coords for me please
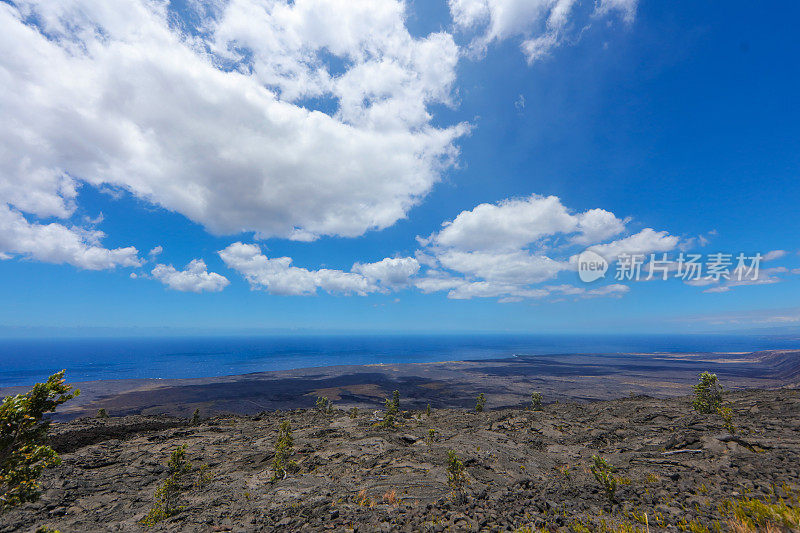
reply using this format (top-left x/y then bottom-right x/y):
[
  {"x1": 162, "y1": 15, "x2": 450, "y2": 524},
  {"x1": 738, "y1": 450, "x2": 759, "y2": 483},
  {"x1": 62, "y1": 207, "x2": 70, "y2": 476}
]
[{"x1": 3, "y1": 349, "x2": 795, "y2": 420}]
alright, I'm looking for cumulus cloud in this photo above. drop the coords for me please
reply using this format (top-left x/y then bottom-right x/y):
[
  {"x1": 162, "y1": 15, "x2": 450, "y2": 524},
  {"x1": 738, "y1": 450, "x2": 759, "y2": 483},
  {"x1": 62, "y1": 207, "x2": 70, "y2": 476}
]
[
  {"x1": 352, "y1": 257, "x2": 420, "y2": 288},
  {"x1": 0, "y1": 205, "x2": 142, "y2": 270},
  {"x1": 586, "y1": 228, "x2": 680, "y2": 262},
  {"x1": 219, "y1": 242, "x2": 418, "y2": 296},
  {"x1": 151, "y1": 259, "x2": 230, "y2": 293},
  {"x1": 421, "y1": 195, "x2": 624, "y2": 252},
  {"x1": 0, "y1": 0, "x2": 465, "y2": 245},
  {"x1": 449, "y1": 0, "x2": 638, "y2": 63},
  {"x1": 411, "y1": 193, "x2": 670, "y2": 301}
]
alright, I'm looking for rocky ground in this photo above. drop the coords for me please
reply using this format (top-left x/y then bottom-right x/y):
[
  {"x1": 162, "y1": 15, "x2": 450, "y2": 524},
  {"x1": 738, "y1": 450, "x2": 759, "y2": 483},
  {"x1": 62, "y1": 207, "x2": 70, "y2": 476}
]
[{"x1": 2, "y1": 388, "x2": 799, "y2": 532}]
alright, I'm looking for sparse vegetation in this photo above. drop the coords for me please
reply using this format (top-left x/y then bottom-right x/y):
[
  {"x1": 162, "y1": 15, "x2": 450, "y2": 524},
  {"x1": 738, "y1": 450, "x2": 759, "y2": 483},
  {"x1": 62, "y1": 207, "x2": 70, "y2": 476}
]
[
  {"x1": 530, "y1": 392, "x2": 543, "y2": 411},
  {"x1": 271, "y1": 420, "x2": 297, "y2": 481},
  {"x1": 377, "y1": 390, "x2": 401, "y2": 429},
  {"x1": 349, "y1": 406, "x2": 358, "y2": 419},
  {"x1": 475, "y1": 393, "x2": 486, "y2": 412},
  {"x1": 591, "y1": 455, "x2": 617, "y2": 503},
  {"x1": 0, "y1": 370, "x2": 79, "y2": 512},
  {"x1": 446, "y1": 450, "x2": 467, "y2": 502},
  {"x1": 96, "y1": 408, "x2": 108, "y2": 419},
  {"x1": 315, "y1": 396, "x2": 333, "y2": 414},
  {"x1": 382, "y1": 489, "x2": 398, "y2": 506},
  {"x1": 718, "y1": 406, "x2": 736, "y2": 433},
  {"x1": 692, "y1": 371, "x2": 723, "y2": 414},
  {"x1": 141, "y1": 444, "x2": 192, "y2": 526}
]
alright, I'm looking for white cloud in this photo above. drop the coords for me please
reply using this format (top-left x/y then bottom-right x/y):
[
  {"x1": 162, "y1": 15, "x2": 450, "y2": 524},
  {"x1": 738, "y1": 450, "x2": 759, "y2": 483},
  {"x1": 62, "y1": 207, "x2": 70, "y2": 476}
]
[
  {"x1": 352, "y1": 257, "x2": 420, "y2": 288},
  {"x1": 148, "y1": 246, "x2": 163, "y2": 257},
  {"x1": 413, "y1": 193, "x2": 663, "y2": 301},
  {"x1": 0, "y1": 0, "x2": 466, "y2": 246},
  {"x1": 449, "y1": 0, "x2": 637, "y2": 63},
  {"x1": 436, "y1": 249, "x2": 567, "y2": 284},
  {"x1": 0, "y1": 205, "x2": 142, "y2": 270},
  {"x1": 151, "y1": 259, "x2": 230, "y2": 293},
  {"x1": 763, "y1": 249, "x2": 788, "y2": 262},
  {"x1": 702, "y1": 266, "x2": 789, "y2": 294},
  {"x1": 422, "y1": 195, "x2": 624, "y2": 252},
  {"x1": 219, "y1": 242, "x2": 418, "y2": 296},
  {"x1": 586, "y1": 228, "x2": 680, "y2": 262}
]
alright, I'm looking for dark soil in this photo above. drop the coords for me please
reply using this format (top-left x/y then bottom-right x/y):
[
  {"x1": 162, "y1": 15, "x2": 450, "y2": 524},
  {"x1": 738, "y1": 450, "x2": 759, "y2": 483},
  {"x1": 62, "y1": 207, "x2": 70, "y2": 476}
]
[{"x1": 2, "y1": 389, "x2": 799, "y2": 532}]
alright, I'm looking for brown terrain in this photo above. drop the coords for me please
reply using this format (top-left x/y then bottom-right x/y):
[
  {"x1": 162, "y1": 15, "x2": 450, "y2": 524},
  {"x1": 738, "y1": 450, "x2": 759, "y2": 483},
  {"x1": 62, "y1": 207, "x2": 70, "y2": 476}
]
[{"x1": 0, "y1": 350, "x2": 799, "y2": 532}]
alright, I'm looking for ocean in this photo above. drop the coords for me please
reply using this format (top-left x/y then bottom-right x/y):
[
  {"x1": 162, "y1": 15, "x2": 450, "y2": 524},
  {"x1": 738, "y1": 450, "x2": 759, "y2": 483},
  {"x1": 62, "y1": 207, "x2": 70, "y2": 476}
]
[{"x1": 0, "y1": 333, "x2": 798, "y2": 388}]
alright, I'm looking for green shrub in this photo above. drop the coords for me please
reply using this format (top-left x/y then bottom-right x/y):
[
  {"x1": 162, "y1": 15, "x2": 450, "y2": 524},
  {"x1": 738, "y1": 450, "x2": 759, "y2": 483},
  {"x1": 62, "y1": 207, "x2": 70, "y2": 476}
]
[
  {"x1": 349, "y1": 406, "x2": 358, "y2": 419},
  {"x1": 427, "y1": 428, "x2": 436, "y2": 445},
  {"x1": 315, "y1": 396, "x2": 333, "y2": 414},
  {"x1": 0, "y1": 370, "x2": 80, "y2": 512},
  {"x1": 692, "y1": 371, "x2": 723, "y2": 414},
  {"x1": 718, "y1": 406, "x2": 736, "y2": 433},
  {"x1": 271, "y1": 421, "x2": 297, "y2": 481},
  {"x1": 446, "y1": 450, "x2": 467, "y2": 502},
  {"x1": 377, "y1": 390, "x2": 401, "y2": 429},
  {"x1": 530, "y1": 392, "x2": 543, "y2": 411},
  {"x1": 426, "y1": 403, "x2": 431, "y2": 417},
  {"x1": 475, "y1": 393, "x2": 486, "y2": 412},
  {"x1": 96, "y1": 408, "x2": 108, "y2": 419},
  {"x1": 591, "y1": 455, "x2": 617, "y2": 502},
  {"x1": 190, "y1": 408, "x2": 201, "y2": 426},
  {"x1": 141, "y1": 444, "x2": 192, "y2": 526}
]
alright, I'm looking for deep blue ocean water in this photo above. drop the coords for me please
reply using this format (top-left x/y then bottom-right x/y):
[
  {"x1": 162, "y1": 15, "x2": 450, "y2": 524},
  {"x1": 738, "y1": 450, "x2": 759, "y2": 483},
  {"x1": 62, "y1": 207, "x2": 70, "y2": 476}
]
[{"x1": 0, "y1": 334, "x2": 798, "y2": 387}]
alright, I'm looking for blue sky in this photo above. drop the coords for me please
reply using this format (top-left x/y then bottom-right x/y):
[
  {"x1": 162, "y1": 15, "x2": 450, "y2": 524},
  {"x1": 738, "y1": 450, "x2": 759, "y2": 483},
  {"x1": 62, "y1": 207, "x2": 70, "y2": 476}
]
[{"x1": 1, "y1": 0, "x2": 799, "y2": 335}]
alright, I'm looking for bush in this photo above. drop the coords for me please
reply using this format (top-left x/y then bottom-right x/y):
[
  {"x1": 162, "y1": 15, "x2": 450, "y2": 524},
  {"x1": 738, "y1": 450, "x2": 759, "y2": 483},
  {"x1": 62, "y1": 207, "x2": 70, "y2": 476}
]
[
  {"x1": 530, "y1": 392, "x2": 543, "y2": 411},
  {"x1": 271, "y1": 421, "x2": 297, "y2": 481},
  {"x1": 377, "y1": 390, "x2": 401, "y2": 429},
  {"x1": 0, "y1": 370, "x2": 80, "y2": 512},
  {"x1": 141, "y1": 444, "x2": 192, "y2": 526},
  {"x1": 426, "y1": 403, "x2": 431, "y2": 417},
  {"x1": 315, "y1": 396, "x2": 333, "y2": 414},
  {"x1": 349, "y1": 406, "x2": 358, "y2": 419},
  {"x1": 718, "y1": 406, "x2": 736, "y2": 433},
  {"x1": 96, "y1": 408, "x2": 108, "y2": 419},
  {"x1": 475, "y1": 393, "x2": 486, "y2": 412},
  {"x1": 692, "y1": 372, "x2": 724, "y2": 414},
  {"x1": 190, "y1": 408, "x2": 201, "y2": 426},
  {"x1": 446, "y1": 450, "x2": 467, "y2": 502},
  {"x1": 591, "y1": 455, "x2": 617, "y2": 503}
]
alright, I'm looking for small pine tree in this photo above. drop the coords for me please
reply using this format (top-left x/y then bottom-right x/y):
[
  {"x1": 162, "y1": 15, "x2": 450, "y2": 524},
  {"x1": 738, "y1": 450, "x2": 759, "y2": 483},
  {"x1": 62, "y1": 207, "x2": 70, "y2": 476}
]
[
  {"x1": 591, "y1": 455, "x2": 617, "y2": 503},
  {"x1": 530, "y1": 392, "x2": 543, "y2": 411},
  {"x1": 427, "y1": 428, "x2": 435, "y2": 445},
  {"x1": 446, "y1": 450, "x2": 467, "y2": 502},
  {"x1": 475, "y1": 393, "x2": 486, "y2": 412},
  {"x1": 271, "y1": 421, "x2": 297, "y2": 481},
  {"x1": 692, "y1": 372, "x2": 724, "y2": 414},
  {"x1": 0, "y1": 370, "x2": 80, "y2": 511},
  {"x1": 426, "y1": 403, "x2": 431, "y2": 417},
  {"x1": 378, "y1": 391, "x2": 401, "y2": 428},
  {"x1": 141, "y1": 445, "x2": 192, "y2": 526},
  {"x1": 315, "y1": 396, "x2": 333, "y2": 414},
  {"x1": 96, "y1": 408, "x2": 108, "y2": 419}
]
